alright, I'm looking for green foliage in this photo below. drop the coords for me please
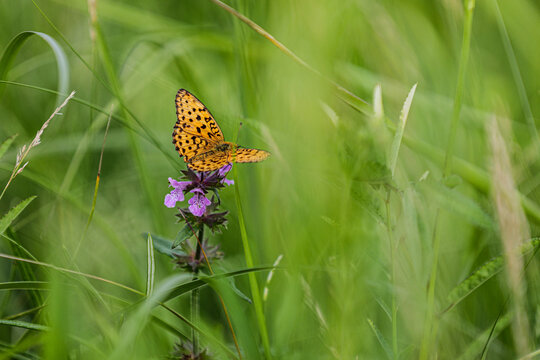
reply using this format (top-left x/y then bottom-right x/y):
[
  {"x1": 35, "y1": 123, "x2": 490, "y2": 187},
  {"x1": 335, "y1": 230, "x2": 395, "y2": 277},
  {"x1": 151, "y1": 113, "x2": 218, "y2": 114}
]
[
  {"x1": 0, "y1": 0, "x2": 539, "y2": 359},
  {"x1": 0, "y1": 196, "x2": 36, "y2": 235}
]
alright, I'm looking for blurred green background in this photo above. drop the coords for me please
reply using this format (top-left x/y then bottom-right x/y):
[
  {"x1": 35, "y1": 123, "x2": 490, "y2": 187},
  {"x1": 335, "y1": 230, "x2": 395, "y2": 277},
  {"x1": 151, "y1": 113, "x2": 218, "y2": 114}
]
[{"x1": 0, "y1": 0, "x2": 539, "y2": 358}]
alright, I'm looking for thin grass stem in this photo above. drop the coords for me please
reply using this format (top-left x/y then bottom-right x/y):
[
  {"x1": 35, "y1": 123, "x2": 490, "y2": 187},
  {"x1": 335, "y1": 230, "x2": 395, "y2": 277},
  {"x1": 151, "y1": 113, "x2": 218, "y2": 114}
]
[
  {"x1": 420, "y1": 2, "x2": 476, "y2": 358},
  {"x1": 233, "y1": 166, "x2": 272, "y2": 359},
  {"x1": 385, "y1": 190, "x2": 398, "y2": 359}
]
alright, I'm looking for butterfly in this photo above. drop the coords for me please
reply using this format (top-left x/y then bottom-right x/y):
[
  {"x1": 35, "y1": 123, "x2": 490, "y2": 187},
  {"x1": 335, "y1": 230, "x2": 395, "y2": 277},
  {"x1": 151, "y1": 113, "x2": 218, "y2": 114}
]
[{"x1": 172, "y1": 89, "x2": 270, "y2": 172}]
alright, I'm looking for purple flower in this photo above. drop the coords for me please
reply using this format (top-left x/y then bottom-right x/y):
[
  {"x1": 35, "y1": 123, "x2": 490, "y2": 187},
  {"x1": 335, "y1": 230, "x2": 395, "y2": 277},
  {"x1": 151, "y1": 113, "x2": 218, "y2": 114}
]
[
  {"x1": 164, "y1": 178, "x2": 191, "y2": 208},
  {"x1": 165, "y1": 163, "x2": 234, "y2": 219},
  {"x1": 188, "y1": 188, "x2": 211, "y2": 217},
  {"x1": 218, "y1": 164, "x2": 234, "y2": 186}
]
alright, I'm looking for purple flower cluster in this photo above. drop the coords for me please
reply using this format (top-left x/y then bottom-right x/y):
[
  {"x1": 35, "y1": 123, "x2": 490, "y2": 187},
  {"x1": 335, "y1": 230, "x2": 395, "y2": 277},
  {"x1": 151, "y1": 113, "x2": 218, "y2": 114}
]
[{"x1": 164, "y1": 164, "x2": 234, "y2": 217}]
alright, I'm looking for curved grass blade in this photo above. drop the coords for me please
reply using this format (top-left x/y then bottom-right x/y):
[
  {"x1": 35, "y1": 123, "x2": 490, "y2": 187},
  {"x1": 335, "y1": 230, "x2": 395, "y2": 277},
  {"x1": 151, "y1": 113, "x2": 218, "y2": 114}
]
[
  {"x1": 388, "y1": 83, "x2": 417, "y2": 176},
  {"x1": 0, "y1": 253, "x2": 144, "y2": 296},
  {"x1": 0, "y1": 135, "x2": 17, "y2": 161},
  {"x1": 442, "y1": 238, "x2": 540, "y2": 314},
  {"x1": 0, "y1": 31, "x2": 68, "y2": 105},
  {"x1": 163, "y1": 266, "x2": 274, "y2": 303}
]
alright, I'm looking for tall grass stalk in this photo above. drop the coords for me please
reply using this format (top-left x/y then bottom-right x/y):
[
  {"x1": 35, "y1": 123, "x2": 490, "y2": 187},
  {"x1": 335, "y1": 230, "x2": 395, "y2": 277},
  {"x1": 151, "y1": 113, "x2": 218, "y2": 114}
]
[
  {"x1": 233, "y1": 166, "x2": 272, "y2": 359},
  {"x1": 492, "y1": 0, "x2": 538, "y2": 145},
  {"x1": 0, "y1": 91, "x2": 75, "y2": 202},
  {"x1": 489, "y1": 117, "x2": 531, "y2": 356},
  {"x1": 385, "y1": 192, "x2": 398, "y2": 359},
  {"x1": 421, "y1": 1, "x2": 476, "y2": 358}
]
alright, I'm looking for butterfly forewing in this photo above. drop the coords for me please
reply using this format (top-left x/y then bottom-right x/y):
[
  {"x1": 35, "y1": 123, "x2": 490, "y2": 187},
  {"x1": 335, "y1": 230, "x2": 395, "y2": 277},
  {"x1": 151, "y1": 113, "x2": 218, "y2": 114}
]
[{"x1": 172, "y1": 89, "x2": 224, "y2": 162}]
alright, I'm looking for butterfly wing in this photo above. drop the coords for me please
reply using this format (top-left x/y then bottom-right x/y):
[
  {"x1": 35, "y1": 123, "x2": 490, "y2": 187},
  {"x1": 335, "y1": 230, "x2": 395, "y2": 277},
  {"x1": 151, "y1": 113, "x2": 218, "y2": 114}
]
[
  {"x1": 233, "y1": 147, "x2": 270, "y2": 163},
  {"x1": 172, "y1": 89, "x2": 224, "y2": 162},
  {"x1": 188, "y1": 150, "x2": 231, "y2": 172}
]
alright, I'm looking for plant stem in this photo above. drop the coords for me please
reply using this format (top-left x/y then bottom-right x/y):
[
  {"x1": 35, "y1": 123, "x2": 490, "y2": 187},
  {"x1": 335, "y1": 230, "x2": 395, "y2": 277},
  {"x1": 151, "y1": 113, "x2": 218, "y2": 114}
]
[
  {"x1": 421, "y1": 1, "x2": 476, "y2": 358},
  {"x1": 182, "y1": 212, "x2": 243, "y2": 359},
  {"x1": 233, "y1": 166, "x2": 272, "y2": 359},
  {"x1": 192, "y1": 226, "x2": 204, "y2": 354},
  {"x1": 385, "y1": 190, "x2": 398, "y2": 359},
  {"x1": 443, "y1": 0, "x2": 476, "y2": 177}
]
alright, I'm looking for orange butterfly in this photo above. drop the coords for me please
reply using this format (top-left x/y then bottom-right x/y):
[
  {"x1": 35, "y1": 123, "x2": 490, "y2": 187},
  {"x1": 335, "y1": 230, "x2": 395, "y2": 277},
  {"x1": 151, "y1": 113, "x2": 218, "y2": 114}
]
[{"x1": 172, "y1": 89, "x2": 270, "y2": 172}]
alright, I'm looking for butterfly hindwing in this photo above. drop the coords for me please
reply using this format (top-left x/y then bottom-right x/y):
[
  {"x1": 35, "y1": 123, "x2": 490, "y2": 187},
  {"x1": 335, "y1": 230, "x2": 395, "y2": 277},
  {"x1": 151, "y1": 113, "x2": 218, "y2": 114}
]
[
  {"x1": 188, "y1": 150, "x2": 231, "y2": 172},
  {"x1": 234, "y1": 147, "x2": 271, "y2": 163}
]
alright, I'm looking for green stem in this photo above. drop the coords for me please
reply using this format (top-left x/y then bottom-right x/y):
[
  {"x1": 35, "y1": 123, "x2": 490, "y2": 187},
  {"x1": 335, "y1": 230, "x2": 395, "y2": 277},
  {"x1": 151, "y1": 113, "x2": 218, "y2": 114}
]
[
  {"x1": 192, "y1": 226, "x2": 204, "y2": 354},
  {"x1": 233, "y1": 167, "x2": 272, "y2": 359},
  {"x1": 443, "y1": 0, "x2": 476, "y2": 177},
  {"x1": 385, "y1": 190, "x2": 398, "y2": 359},
  {"x1": 421, "y1": 1, "x2": 476, "y2": 359}
]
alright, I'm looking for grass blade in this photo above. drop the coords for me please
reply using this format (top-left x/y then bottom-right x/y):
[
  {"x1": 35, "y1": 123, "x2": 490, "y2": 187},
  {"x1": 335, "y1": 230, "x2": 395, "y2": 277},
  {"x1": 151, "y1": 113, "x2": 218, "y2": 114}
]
[
  {"x1": 233, "y1": 165, "x2": 273, "y2": 359},
  {"x1": 367, "y1": 318, "x2": 393, "y2": 360},
  {"x1": 0, "y1": 281, "x2": 48, "y2": 291},
  {"x1": 0, "y1": 196, "x2": 37, "y2": 235},
  {"x1": 389, "y1": 83, "x2": 417, "y2": 176},
  {"x1": 0, "y1": 319, "x2": 48, "y2": 332},
  {"x1": 0, "y1": 253, "x2": 144, "y2": 296},
  {"x1": 163, "y1": 266, "x2": 274, "y2": 303},
  {"x1": 457, "y1": 311, "x2": 512, "y2": 360},
  {"x1": 0, "y1": 135, "x2": 17, "y2": 161},
  {"x1": 146, "y1": 234, "x2": 155, "y2": 297},
  {"x1": 0, "y1": 31, "x2": 68, "y2": 105}
]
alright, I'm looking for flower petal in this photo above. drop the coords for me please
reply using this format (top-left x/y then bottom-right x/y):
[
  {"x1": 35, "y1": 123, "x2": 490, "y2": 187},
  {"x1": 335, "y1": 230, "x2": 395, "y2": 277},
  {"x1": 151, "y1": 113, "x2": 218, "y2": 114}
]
[
  {"x1": 202, "y1": 195, "x2": 211, "y2": 206},
  {"x1": 169, "y1": 177, "x2": 191, "y2": 191},
  {"x1": 218, "y1": 163, "x2": 232, "y2": 177},
  {"x1": 190, "y1": 187, "x2": 205, "y2": 195},
  {"x1": 221, "y1": 178, "x2": 234, "y2": 186},
  {"x1": 164, "y1": 193, "x2": 177, "y2": 208},
  {"x1": 164, "y1": 187, "x2": 185, "y2": 208}
]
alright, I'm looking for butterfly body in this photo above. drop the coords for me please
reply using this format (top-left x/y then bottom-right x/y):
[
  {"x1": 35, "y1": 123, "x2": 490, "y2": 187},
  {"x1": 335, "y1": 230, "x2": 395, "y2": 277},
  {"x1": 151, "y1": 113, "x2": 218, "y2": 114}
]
[{"x1": 172, "y1": 89, "x2": 270, "y2": 172}]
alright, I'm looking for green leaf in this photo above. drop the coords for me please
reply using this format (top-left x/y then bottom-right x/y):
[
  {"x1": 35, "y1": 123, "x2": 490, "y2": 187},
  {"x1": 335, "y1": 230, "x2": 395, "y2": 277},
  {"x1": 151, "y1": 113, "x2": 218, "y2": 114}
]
[
  {"x1": 0, "y1": 31, "x2": 69, "y2": 105},
  {"x1": 0, "y1": 134, "x2": 17, "y2": 161},
  {"x1": 143, "y1": 233, "x2": 188, "y2": 258},
  {"x1": 229, "y1": 278, "x2": 252, "y2": 304},
  {"x1": 173, "y1": 223, "x2": 195, "y2": 249},
  {"x1": 443, "y1": 238, "x2": 540, "y2": 314},
  {"x1": 146, "y1": 233, "x2": 155, "y2": 297},
  {"x1": 367, "y1": 318, "x2": 393, "y2": 360},
  {"x1": 0, "y1": 196, "x2": 37, "y2": 235}
]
